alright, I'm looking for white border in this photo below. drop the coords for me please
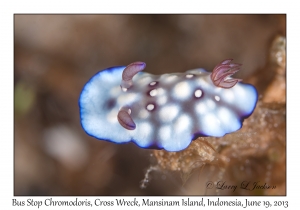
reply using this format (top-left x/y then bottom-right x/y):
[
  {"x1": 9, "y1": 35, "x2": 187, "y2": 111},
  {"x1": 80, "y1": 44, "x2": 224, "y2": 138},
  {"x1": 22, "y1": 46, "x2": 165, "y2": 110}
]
[{"x1": 1, "y1": 0, "x2": 298, "y2": 209}]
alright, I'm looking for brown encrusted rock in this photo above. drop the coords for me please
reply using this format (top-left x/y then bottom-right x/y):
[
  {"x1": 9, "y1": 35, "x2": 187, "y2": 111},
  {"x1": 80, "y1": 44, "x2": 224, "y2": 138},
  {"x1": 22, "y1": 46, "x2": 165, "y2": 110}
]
[{"x1": 263, "y1": 36, "x2": 286, "y2": 103}]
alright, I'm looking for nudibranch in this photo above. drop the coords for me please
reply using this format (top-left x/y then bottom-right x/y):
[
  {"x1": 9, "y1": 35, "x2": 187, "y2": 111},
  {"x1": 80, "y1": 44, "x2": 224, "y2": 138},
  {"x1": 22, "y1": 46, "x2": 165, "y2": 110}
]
[{"x1": 79, "y1": 59, "x2": 258, "y2": 152}]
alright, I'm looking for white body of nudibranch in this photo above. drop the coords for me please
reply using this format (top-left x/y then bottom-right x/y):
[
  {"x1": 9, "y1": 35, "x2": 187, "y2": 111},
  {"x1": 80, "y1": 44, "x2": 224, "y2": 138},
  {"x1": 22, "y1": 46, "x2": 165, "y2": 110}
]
[{"x1": 79, "y1": 60, "x2": 258, "y2": 152}]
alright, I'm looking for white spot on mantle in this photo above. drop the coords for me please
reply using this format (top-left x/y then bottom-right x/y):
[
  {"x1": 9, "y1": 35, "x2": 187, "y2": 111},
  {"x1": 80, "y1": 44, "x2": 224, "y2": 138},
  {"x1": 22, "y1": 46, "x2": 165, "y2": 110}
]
[
  {"x1": 173, "y1": 81, "x2": 191, "y2": 100},
  {"x1": 147, "y1": 104, "x2": 154, "y2": 111},
  {"x1": 150, "y1": 89, "x2": 157, "y2": 97},
  {"x1": 159, "y1": 105, "x2": 179, "y2": 122},
  {"x1": 195, "y1": 89, "x2": 202, "y2": 98}
]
